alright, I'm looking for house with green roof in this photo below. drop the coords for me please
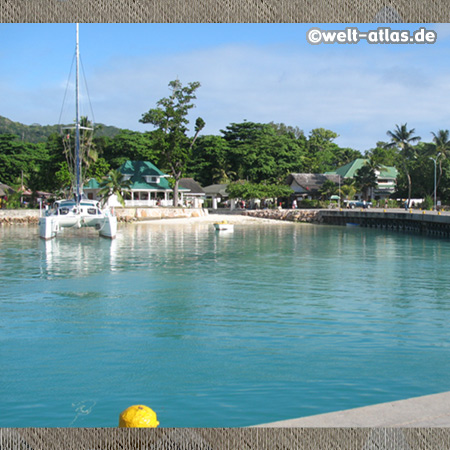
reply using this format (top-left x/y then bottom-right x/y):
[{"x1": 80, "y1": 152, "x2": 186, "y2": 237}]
[
  {"x1": 84, "y1": 160, "x2": 189, "y2": 207},
  {"x1": 326, "y1": 159, "x2": 398, "y2": 200},
  {"x1": 83, "y1": 178, "x2": 101, "y2": 199}
]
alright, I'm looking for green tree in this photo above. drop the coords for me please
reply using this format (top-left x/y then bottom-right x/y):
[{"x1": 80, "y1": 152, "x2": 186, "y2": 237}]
[
  {"x1": 334, "y1": 147, "x2": 363, "y2": 167},
  {"x1": 221, "y1": 122, "x2": 270, "y2": 180},
  {"x1": 354, "y1": 164, "x2": 378, "y2": 201},
  {"x1": 188, "y1": 135, "x2": 234, "y2": 186},
  {"x1": 431, "y1": 129, "x2": 450, "y2": 195},
  {"x1": 140, "y1": 79, "x2": 205, "y2": 206},
  {"x1": 104, "y1": 130, "x2": 157, "y2": 169},
  {"x1": 0, "y1": 134, "x2": 51, "y2": 196},
  {"x1": 98, "y1": 169, "x2": 132, "y2": 207},
  {"x1": 340, "y1": 179, "x2": 357, "y2": 203},
  {"x1": 268, "y1": 122, "x2": 305, "y2": 139},
  {"x1": 306, "y1": 128, "x2": 339, "y2": 173},
  {"x1": 319, "y1": 179, "x2": 338, "y2": 199},
  {"x1": 40, "y1": 133, "x2": 66, "y2": 192},
  {"x1": 62, "y1": 116, "x2": 99, "y2": 194},
  {"x1": 87, "y1": 157, "x2": 111, "y2": 181},
  {"x1": 386, "y1": 124, "x2": 421, "y2": 207},
  {"x1": 221, "y1": 122, "x2": 306, "y2": 183},
  {"x1": 367, "y1": 142, "x2": 400, "y2": 167},
  {"x1": 54, "y1": 161, "x2": 72, "y2": 192}
]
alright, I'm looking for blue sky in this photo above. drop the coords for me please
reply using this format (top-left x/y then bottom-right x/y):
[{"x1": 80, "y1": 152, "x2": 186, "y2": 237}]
[{"x1": 1, "y1": 23, "x2": 450, "y2": 152}]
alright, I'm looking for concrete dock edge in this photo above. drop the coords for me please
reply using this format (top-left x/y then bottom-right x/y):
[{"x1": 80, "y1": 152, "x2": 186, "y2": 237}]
[{"x1": 255, "y1": 391, "x2": 450, "y2": 427}]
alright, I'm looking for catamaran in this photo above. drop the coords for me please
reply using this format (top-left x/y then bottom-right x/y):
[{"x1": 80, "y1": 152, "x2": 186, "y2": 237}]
[{"x1": 39, "y1": 24, "x2": 117, "y2": 240}]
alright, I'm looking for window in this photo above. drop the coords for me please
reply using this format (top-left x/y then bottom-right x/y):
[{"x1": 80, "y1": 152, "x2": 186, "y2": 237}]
[{"x1": 144, "y1": 175, "x2": 160, "y2": 183}]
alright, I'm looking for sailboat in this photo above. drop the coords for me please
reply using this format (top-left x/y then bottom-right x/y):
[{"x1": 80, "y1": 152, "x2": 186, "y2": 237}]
[{"x1": 39, "y1": 24, "x2": 117, "y2": 240}]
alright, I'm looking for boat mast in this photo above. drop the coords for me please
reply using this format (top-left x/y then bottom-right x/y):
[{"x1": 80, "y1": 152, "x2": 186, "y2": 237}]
[{"x1": 75, "y1": 23, "x2": 81, "y2": 205}]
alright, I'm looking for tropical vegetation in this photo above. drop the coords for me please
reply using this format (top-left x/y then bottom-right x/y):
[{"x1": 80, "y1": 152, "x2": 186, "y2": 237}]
[{"x1": 1, "y1": 78, "x2": 450, "y2": 209}]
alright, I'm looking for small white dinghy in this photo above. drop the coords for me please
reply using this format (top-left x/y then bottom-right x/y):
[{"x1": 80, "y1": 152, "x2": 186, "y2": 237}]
[{"x1": 213, "y1": 221, "x2": 234, "y2": 231}]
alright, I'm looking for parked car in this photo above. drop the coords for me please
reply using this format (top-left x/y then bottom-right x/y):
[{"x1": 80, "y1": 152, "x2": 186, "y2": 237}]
[{"x1": 345, "y1": 200, "x2": 372, "y2": 209}]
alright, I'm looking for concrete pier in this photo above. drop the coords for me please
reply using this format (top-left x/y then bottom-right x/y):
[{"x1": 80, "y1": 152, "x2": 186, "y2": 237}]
[
  {"x1": 319, "y1": 208, "x2": 450, "y2": 238},
  {"x1": 256, "y1": 391, "x2": 450, "y2": 427}
]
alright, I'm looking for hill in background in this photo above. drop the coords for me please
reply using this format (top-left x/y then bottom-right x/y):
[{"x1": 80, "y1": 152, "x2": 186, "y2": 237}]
[{"x1": 0, "y1": 115, "x2": 122, "y2": 143}]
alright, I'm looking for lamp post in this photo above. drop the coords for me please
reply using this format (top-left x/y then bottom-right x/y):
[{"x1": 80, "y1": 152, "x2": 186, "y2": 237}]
[
  {"x1": 338, "y1": 175, "x2": 341, "y2": 209},
  {"x1": 430, "y1": 153, "x2": 441, "y2": 211}
]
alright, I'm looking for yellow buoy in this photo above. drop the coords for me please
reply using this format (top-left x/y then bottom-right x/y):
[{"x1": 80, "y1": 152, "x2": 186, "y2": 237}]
[{"x1": 119, "y1": 405, "x2": 159, "y2": 428}]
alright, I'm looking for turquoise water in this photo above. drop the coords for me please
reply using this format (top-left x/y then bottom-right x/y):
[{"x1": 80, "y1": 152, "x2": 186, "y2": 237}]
[{"x1": 1, "y1": 221, "x2": 450, "y2": 427}]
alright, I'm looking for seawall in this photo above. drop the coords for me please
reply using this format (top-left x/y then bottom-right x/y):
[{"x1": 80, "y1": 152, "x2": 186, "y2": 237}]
[
  {"x1": 320, "y1": 208, "x2": 450, "y2": 238},
  {"x1": 240, "y1": 209, "x2": 321, "y2": 223},
  {"x1": 0, "y1": 209, "x2": 40, "y2": 224}
]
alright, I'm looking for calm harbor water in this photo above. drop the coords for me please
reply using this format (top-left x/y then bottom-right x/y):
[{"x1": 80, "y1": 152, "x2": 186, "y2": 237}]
[{"x1": 1, "y1": 221, "x2": 450, "y2": 427}]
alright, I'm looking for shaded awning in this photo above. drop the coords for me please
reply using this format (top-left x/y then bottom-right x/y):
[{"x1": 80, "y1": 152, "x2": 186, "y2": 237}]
[{"x1": 0, "y1": 183, "x2": 14, "y2": 197}]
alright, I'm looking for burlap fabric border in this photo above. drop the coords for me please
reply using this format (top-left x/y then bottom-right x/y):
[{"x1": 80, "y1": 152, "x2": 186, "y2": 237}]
[
  {"x1": 1, "y1": 427, "x2": 450, "y2": 449},
  {"x1": 0, "y1": 0, "x2": 449, "y2": 23}
]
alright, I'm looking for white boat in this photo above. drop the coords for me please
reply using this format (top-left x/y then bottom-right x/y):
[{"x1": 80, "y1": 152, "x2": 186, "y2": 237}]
[
  {"x1": 39, "y1": 24, "x2": 117, "y2": 240},
  {"x1": 213, "y1": 221, "x2": 234, "y2": 231},
  {"x1": 39, "y1": 199, "x2": 117, "y2": 239}
]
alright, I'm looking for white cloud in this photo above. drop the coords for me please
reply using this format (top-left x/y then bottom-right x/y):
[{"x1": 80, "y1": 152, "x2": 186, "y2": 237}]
[{"x1": 3, "y1": 38, "x2": 450, "y2": 153}]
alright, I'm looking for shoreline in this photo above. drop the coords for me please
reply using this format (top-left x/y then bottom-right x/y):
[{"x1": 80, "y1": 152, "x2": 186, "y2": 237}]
[
  {"x1": 0, "y1": 208, "x2": 319, "y2": 225},
  {"x1": 134, "y1": 213, "x2": 295, "y2": 225}
]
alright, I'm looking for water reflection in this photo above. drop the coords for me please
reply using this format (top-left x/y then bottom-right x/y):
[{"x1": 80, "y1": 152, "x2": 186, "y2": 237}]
[
  {"x1": 1, "y1": 223, "x2": 450, "y2": 427},
  {"x1": 40, "y1": 232, "x2": 118, "y2": 279}
]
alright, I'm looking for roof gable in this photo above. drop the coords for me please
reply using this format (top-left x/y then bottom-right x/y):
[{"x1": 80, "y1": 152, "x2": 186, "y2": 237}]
[
  {"x1": 286, "y1": 174, "x2": 340, "y2": 193},
  {"x1": 118, "y1": 160, "x2": 171, "y2": 190},
  {"x1": 203, "y1": 184, "x2": 229, "y2": 196},
  {"x1": 119, "y1": 160, "x2": 167, "y2": 177},
  {"x1": 326, "y1": 159, "x2": 398, "y2": 179},
  {"x1": 84, "y1": 178, "x2": 101, "y2": 189},
  {"x1": 179, "y1": 178, "x2": 205, "y2": 194}
]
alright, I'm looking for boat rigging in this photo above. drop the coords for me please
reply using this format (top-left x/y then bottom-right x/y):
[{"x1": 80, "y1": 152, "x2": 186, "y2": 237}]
[{"x1": 39, "y1": 24, "x2": 117, "y2": 240}]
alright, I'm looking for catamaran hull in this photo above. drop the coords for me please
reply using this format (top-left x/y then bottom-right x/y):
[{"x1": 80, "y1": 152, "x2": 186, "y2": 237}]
[
  {"x1": 98, "y1": 215, "x2": 117, "y2": 239},
  {"x1": 39, "y1": 215, "x2": 117, "y2": 240},
  {"x1": 39, "y1": 217, "x2": 59, "y2": 240}
]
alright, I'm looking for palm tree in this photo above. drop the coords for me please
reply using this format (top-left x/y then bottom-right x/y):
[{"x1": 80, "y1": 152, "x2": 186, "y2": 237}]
[
  {"x1": 340, "y1": 180, "x2": 357, "y2": 207},
  {"x1": 98, "y1": 169, "x2": 132, "y2": 207},
  {"x1": 367, "y1": 155, "x2": 382, "y2": 172},
  {"x1": 211, "y1": 166, "x2": 237, "y2": 184},
  {"x1": 62, "y1": 116, "x2": 99, "y2": 195},
  {"x1": 354, "y1": 164, "x2": 378, "y2": 201},
  {"x1": 385, "y1": 124, "x2": 421, "y2": 207},
  {"x1": 319, "y1": 179, "x2": 338, "y2": 200},
  {"x1": 431, "y1": 129, "x2": 450, "y2": 194}
]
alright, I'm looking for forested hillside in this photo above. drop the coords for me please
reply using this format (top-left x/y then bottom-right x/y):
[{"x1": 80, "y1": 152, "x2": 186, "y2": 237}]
[{"x1": 0, "y1": 116, "x2": 121, "y2": 143}]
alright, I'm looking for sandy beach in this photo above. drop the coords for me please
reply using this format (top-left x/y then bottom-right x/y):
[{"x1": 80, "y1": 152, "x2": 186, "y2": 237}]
[{"x1": 135, "y1": 212, "x2": 289, "y2": 225}]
